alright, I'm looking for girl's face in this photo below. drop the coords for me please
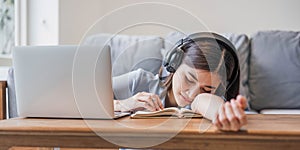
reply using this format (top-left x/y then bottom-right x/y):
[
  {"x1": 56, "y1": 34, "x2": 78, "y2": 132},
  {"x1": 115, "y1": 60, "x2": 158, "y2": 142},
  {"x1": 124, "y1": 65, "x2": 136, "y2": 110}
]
[{"x1": 172, "y1": 64, "x2": 221, "y2": 107}]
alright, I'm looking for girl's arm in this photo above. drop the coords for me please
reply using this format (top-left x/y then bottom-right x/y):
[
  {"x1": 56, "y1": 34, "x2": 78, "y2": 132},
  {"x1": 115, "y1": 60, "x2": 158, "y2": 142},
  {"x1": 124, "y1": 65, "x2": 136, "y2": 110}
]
[{"x1": 191, "y1": 94, "x2": 247, "y2": 131}]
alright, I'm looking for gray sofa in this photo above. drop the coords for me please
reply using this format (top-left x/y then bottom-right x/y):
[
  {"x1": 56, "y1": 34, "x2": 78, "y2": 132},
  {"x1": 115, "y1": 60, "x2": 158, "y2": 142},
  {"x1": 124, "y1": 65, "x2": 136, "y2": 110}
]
[{"x1": 7, "y1": 30, "x2": 300, "y2": 118}]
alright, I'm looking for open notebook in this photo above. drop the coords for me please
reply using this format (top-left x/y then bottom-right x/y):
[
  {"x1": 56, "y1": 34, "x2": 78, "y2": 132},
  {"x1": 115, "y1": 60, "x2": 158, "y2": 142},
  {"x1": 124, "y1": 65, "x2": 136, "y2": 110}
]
[{"x1": 130, "y1": 107, "x2": 203, "y2": 119}]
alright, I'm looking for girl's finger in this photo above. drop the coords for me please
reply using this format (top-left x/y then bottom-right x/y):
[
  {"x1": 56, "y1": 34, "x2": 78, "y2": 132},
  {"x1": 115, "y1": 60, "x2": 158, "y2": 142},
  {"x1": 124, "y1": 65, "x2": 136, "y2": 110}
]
[
  {"x1": 236, "y1": 95, "x2": 247, "y2": 109},
  {"x1": 150, "y1": 95, "x2": 160, "y2": 111},
  {"x1": 232, "y1": 100, "x2": 247, "y2": 126},
  {"x1": 213, "y1": 114, "x2": 222, "y2": 129},
  {"x1": 136, "y1": 95, "x2": 151, "y2": 101},
  {"x1": 137, "y1": 95, "x2": 156, "y2": 111},
  {"x1": 143, "y1": 102, "x2": 156, "y2": 111},
  {"x1": 153, "y1": 94, "x2": 164, "y2": 110},
  {"x1": 225, "y1": 100, "x2": 240, "y2": 131},
  {"x1": 218, "y1": 103, "x2": 230, "y2": 130}
]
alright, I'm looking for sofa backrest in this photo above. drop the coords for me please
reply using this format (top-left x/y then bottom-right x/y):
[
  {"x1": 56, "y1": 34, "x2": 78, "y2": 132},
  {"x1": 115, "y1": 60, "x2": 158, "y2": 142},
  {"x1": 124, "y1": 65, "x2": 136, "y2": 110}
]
[
  {"x1": 248, "y1": 31, "x2": 300, "y2": 111},
  {"x1": 83, "y1": 33, "x2": 164, "y2": 77}
]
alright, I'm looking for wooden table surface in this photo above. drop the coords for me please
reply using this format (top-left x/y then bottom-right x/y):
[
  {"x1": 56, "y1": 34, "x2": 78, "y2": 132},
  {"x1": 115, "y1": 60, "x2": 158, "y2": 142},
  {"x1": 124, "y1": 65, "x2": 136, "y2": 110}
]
[
  {"x1": 0, "y1": 67, "x2": 9, "y2": 120},
  {"x1": 0, "y1": 114, "x2": 300, "y2": 150}
]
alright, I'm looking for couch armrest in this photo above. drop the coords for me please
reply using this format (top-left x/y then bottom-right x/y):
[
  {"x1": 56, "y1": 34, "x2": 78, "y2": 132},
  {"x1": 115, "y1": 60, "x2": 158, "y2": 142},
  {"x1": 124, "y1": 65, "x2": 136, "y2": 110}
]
[{"x1": 0, "y1": 80, "x2": 7, "y2": 120}]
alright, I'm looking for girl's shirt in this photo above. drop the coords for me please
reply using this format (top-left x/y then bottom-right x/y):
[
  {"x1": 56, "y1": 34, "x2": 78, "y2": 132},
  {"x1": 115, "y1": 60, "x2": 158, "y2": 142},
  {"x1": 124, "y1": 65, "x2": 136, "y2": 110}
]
[{"x1": 113, "y1": 68, "x2": 167, "y2": 107}]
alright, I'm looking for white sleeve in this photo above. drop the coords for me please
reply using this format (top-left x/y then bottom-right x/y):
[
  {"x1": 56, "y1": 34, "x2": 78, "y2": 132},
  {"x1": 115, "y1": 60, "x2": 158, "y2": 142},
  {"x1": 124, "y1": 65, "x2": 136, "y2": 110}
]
[
  {"x1": 113, "y1": 68, "x2": 160, "y2": 100},
  {"x1": 112, "y1": 69, "x2": 141, "y2": 100}
]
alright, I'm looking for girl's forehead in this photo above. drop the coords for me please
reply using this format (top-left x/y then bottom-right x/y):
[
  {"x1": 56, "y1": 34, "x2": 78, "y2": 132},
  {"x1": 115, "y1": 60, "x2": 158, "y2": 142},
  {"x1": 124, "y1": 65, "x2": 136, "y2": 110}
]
[
  {"x1": 179, "y1": 64, "x2": 221, "y2": 80},
  {"x1": 180, "y1": 64, "x2": 211, "y2": 74}
]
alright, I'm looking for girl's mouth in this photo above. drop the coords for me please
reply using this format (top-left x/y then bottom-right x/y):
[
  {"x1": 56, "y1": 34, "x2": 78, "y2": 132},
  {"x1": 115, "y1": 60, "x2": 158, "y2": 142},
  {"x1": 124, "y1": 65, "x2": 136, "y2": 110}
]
[{"x1": 180, "y1": 94, "x2": 192, "y2": 104}]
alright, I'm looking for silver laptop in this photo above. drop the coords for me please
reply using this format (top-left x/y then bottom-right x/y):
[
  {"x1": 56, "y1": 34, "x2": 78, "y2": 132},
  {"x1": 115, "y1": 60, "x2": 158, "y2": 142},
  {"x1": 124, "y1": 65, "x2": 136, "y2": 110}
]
[{"x1": 13, "y1": 45, "x2": 130, "y2": 119}]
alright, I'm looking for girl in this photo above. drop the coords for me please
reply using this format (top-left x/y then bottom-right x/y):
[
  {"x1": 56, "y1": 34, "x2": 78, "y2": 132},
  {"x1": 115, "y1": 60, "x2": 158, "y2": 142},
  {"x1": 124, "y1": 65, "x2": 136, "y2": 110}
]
[{"x1": 113, "y1": 32, "x2": 247, "y2": 131}]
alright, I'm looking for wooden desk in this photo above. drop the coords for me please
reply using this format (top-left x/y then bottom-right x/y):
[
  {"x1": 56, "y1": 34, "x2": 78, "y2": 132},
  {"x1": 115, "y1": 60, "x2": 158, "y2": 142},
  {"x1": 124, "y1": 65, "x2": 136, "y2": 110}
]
[
  {"x1": 0, "y1": 115, "x2": 300, "y2": 150},
  {"x1": 0, "y1": 80, "x2": 6, "y2": 120},
  {"x1": 0, "y1": 67, "x2": 9, "y2": 120}
]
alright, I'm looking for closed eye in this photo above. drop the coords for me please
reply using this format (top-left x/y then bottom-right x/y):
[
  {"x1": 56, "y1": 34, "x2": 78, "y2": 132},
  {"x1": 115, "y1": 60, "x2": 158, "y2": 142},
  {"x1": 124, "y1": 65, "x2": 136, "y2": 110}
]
[
  {"x1": 185, "y1": 76, "x2": 194, "y2": 84},
  {"x1": 203, "y1": 89, "x2": 211, "y2": 93},
  {"x1": 201, "y1": 88, "x2": 212, "y2": 93},
  {"x1": 202, "y1": 86, "x2": 215, "y2": 93}
]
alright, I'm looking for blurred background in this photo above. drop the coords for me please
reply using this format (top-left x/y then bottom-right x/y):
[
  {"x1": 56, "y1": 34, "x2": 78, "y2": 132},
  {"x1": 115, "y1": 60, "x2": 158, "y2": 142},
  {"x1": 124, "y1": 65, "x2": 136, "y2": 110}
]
[{"x1": 1, "y1": 0, "x2": 300, "y2": 66}]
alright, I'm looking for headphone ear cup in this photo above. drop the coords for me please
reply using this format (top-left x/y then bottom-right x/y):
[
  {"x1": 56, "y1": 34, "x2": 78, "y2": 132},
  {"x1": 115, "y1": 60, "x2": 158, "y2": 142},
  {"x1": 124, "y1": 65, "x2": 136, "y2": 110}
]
[
  {"x1": 166, "y1": 48, "x2": 184, "y2": 73},
  {"x1": 163, "y1": 39, "x2": 186, "y2": 73}
]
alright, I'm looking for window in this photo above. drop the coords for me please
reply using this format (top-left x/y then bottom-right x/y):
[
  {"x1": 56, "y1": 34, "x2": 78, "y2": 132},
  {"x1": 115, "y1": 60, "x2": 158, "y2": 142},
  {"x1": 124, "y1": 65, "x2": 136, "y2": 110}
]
[{"x1": 0, "y1": 0, "x2": 14, "y2": 55}]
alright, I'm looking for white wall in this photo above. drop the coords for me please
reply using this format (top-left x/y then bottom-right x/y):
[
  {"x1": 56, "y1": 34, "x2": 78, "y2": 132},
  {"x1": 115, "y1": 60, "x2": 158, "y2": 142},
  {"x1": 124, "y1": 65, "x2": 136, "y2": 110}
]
[
  {"x1": 26, "y1": 0, "x2": 300, "y2": 45},
  {"x1": 27, "y1": 0, "x2": 59, "y2": 45},
  {"x1": 58, "y1": 0, "x2": 103, "y2": 44}
]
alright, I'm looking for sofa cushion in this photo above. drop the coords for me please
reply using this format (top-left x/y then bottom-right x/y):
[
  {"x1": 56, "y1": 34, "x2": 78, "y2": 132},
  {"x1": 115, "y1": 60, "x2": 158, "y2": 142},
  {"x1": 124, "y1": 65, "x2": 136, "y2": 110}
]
[
  {"x1": 245, "y1": 110, "x2": 259, "y2": 114},
  {"x1": 249, "y1": 31, "x2": 300, "y2": 111},
  {"x1": 84, "y1": 33, "x2": 163, "y2": 76},
  {"x1": 260, "y1": 109, "x2": 300, "y2": 114}
]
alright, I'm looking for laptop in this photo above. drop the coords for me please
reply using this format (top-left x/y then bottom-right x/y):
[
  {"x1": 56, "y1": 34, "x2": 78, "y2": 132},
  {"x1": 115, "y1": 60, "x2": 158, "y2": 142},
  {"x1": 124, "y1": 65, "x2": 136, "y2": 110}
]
[{"x1": 13, "y1": 45, "x2": 130, "y2": 119}]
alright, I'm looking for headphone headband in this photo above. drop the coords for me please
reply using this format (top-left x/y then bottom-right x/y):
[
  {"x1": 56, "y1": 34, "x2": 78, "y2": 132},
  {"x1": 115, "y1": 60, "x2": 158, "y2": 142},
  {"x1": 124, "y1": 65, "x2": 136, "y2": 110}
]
[{"x1": 185, "y1": 32, "x2": 236, "y2": 53}]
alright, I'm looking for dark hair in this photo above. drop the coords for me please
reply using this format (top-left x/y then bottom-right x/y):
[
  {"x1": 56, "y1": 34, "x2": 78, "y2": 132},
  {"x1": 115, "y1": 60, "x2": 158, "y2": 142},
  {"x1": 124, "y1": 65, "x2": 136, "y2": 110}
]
[{"x1": 160, "y1": 39, "x2": 239, "y2": 100}]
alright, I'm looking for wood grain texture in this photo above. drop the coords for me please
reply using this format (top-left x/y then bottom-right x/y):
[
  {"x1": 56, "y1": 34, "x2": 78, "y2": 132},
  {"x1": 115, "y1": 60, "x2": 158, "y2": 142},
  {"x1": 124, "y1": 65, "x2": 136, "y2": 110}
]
[
  {"x1": 0, "y1": 80, "x2": 7, "y2": 120},
  {"x1": 0, "y1": 115, "x2": 299, "y2": 149},
  {"x1": 60, "y1": 149, "x2": 117, "y2": 150},
  {"x1": 9, "y1": 147, "x2": 53, "y2": 150}
]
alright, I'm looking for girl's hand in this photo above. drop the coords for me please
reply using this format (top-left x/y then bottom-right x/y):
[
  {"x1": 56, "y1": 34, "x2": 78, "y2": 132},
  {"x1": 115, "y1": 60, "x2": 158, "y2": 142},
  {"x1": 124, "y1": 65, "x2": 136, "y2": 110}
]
[
  {"x1": 114, "y1": 92, "x2": 164, "y2": 112},
  {"x1": 213, "y1": 95, "x2": 247, "y2": 131}
]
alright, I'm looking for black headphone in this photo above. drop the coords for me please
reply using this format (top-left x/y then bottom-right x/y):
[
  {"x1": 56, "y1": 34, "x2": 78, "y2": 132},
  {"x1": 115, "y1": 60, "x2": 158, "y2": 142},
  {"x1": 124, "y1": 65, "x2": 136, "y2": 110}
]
[{"x1": 163, "y1": 32, "x2": 240, "y2": 101}]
